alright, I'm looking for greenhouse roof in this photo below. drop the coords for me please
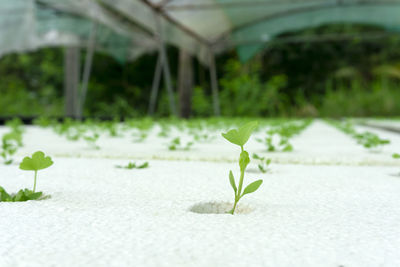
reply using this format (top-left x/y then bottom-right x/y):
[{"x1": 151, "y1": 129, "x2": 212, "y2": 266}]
[{"x1": 2, "y1": 0, "x2": 400, "y2": 63}]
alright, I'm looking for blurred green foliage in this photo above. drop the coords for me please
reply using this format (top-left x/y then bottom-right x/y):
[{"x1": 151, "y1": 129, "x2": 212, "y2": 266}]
[{"x1": 0, "y1": 24, "x2": 400, "y2": 118}]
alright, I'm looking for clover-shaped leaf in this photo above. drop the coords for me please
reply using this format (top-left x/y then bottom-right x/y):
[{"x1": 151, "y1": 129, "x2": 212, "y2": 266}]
[
  {"x1": 19, "y1": 151, "x2": 53, "y2": 171},
  {"x1": 222, "y1": 121, "x2": 258, "y2": 147}
]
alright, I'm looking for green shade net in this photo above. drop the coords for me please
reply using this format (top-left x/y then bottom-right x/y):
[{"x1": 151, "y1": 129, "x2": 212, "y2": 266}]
[
  {"x1": 1, "y1": 0, "x2": 400, "y2": 64},
  {"x1": 0, "y1": 0, "x2": 157, "y2": 62}
]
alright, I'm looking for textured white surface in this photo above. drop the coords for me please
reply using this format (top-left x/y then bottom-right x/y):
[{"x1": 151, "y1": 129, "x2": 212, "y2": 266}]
[
  {"x1": 2, "y1": 120, "x2": 399, "y2": 166},
  {"x1": 1, "y1": 120, "x2": 400, "y2": 266},
  {"x1": 1, "y1": 159, "x2": 400, "y2": 267}
]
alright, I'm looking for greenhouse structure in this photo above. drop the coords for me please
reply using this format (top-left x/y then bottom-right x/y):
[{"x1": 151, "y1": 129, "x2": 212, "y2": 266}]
[
  {"x1": 2, "y1": 0, "x2": 400, "y2": 118},
  {"x1": 1, "y1": 1, "x2": 400, "y2": 267}
]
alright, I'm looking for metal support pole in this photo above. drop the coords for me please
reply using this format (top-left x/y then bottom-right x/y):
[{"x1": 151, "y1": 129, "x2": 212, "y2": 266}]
[
  {"x1": 209, "y1": 50, "x2": 221, "y2": 116},
  {"x1": 148, "y1": 53, "x2": 163, "y2": 115},
  {"x1": 64, "y1": 47, "x2": 80, "y2": 118},
  {"x1": 154, "y1": 13, "x2": 178, "y2": 116},
  {"x1": 178, "y1": 48, "x2": 193, "y2": 118},
  {"x1": 78, "y1": 22, "x2": 97, "y2": 119}
]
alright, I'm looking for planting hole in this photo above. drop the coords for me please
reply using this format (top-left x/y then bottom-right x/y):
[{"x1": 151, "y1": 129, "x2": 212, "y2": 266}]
[{"x1": 189, "y1": 201, "x2": 253, "y2": 214}]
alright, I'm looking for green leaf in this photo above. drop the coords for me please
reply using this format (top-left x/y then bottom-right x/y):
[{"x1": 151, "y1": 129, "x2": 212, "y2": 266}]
[
  {"x1": 138, "y1": 162, "x2": 149, "y2": 169},
  {"x1": 229, "y1": 170, "x2": 237, "y2": 194},
  {"x1": 253, "y1": 153, "x2": 263, "y2": 160},
  {"x1": 283, "y1": 144, "x2": 293, "y2": 152},
  {"x1": 239, "y1": 151, "x2": 250, "y2": 171},
  {"x1": 242, "y1": 179, "x2": 263, "y2": 197},
  {"x1": 258, "y1": 164, "x2": 266, "y2": 173},
  {"x1": 0, "y1": 186, "x2": 11, "y2": 201},
  {"x1": 222, "y1": 121, "x2": 258, "y2": 147},
  {"x1": 25, "y1": 191, "x2": 43, "y2": 200},
  {"x1": 393, "y1": 153, "x2": 400, "y2": 159},
  {"x1": 19, "y1": 151, "x2": 53, "y2": 171},
  {"x1": 14, "y1": 190, "x2": 26, "y2": 201},
  {"x1": 221, "y1": 129, "x2": 241, "y2": 146}
]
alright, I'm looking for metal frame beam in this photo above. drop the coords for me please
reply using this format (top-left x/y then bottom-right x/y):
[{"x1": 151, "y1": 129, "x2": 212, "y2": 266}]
[
  {"x1": 148, "y1": 53, "x2": 163, "y2": 115},
  {"x1": 209, "y1": 50, "x2": 221, "y2": 116},
  {"x1": 154, "y1": 12, "x2": 178, "y2": 116},
  {"x1": 165, "y1": 0, "x2": 400, "y2": 11},
  {"x1": 64, "y1": 47, "x2": 80, "y2": 118},
  {"x1": 139, "y1": 0, "x2": 211, "y2": 46},
  {"x1": 214, "y1": 1, "x2": 400, "y2": 45},
  {"x1": 78, "y1": 22, "x2": 98, "y2": 119}
]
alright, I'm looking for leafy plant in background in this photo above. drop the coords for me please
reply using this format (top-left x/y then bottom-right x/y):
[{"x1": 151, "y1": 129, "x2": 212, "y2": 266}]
[
  {"x1": 222, "y1": 121, "x2": 263, "y2": 215},
  {"x1": 192, "y1": 132, "x2": 215, "y2": 143},
  {"x1": 329, "y1": 119, "x2": 390, "y2": 151},
  {"x1": 103, "y1": 120, "x2": 121, "y2": 137},
  {"x1": 393, "y1": 153, "x2": 400, "y2": 175},
  {"x1": 253, "y1": 153, "x2": 272, "y2": 173},
  {"x1": 256, "y1": 120, "x2": 311, "y2": 152},
  {"x1": 1, "y1": 134, "x2": 18, "y2": 165},
  {"x1": 167, "y1": 137, "x2": 193, "y2": 151},
  {"x1": 132, "y1": 131, "x2": 148, "y2": 143},
  {"x1": 354, "y1": 132, "x2": 390, "y2": 150},
  {"x1": 116, "y1": 161, "x2": 149, "y2": 169},
  {"x1": 84, "y1": 132, "x2": 100, "y2": 150},
  {"x1": 33, "y1": 116, "x2": 55, "y2": 128},
  {"x1": 19, "y1": 151, "x2": 54, "y2": 192}
]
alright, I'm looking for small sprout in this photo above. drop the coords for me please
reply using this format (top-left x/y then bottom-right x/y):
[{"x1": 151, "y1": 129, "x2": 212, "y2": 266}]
[
  {"x1": 255, "y1": 121, "x2": 310, "y2": 152},
  {"x1": 103, "y1": 121, "x2": 120, "y2": 137},
  {"x1": 193, "y1": 132, "x2": 215, "y2": 142},
  {"x1": 222, "y1": 121, "x2": 262, "y2": 215},
  {"x1": 393, "y1": 153, "x2": 400, "y2": 159},
  {"x1": 1, "y1": 135, "x2": 18, "y2": 165},
  {"x1": 282, "y1": 142, "x2": 293, "y2": 152},
  {"x1": 19, "y1": 151, "x2": 54, "y2": 192},
  {"x1": 329, "y1": 120, "x2": 390, "y2": 151},
  {"x1": 132, "y1": 131, "x2": 148, "y2": 143},
  {"x1": 253, "y1": 153, "x2": 271, "y2": 173},
  {"x1": 355, "y1": 132, "x2": 390, "y2": 150},
  {"x1": 167, "y1": 137, "x2": 193, "y2": 151},
  {"x1": 116, "y1": 161, "x2": 149, "y2": 169},
  {"x1": 84, "y1": 133, "x2": 100, "y2": 150}
]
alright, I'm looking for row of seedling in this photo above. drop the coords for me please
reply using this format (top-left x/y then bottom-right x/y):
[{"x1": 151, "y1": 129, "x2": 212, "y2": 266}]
[
  {"x1": 2, "y1": 121, "x2": 267, "y2": 215},
  {"x1": 256, "y1": 119, "x2": 312, "y2": 152},
  {"x1": 328, "y1": 119, "x2": 390, "y2": 151}
]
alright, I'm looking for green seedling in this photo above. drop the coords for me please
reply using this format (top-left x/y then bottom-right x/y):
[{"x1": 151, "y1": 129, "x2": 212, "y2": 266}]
[
  {"x1": 66, "y1": 127, "x2": 84, "y2": 141},
  {"x1": 354, "y1": 132, "x2": 390, "y2": 150},
  {"x1": 103, "y1": 121, "x2": 120, "y2": 137},
  {"x1": 132, "y1": 131, "x2": 148, "y2": 143},
  {"x1": 193, "y1": 132, "x2": 215, "y2": 143},
  {"x1": 19, "y1": 151, "x2": 54, "y2": 192},
  {"x1": 256, "y1": 136, "x2": 275, "y2": 151},
  {"x1": 84, "y1": 133, "x2": 100, "y2": 150},
  {"x1": 5, "y1": 118, "x2": 24, "y2": 136},
  {"x1": 1, "y1": 134, "x2": 18, "y2": 165},
  {"x1": 255, "y1": 120, "x2": 311, "y2": 153},
  {"x1": 393, "y1": 153, "x2": 400, "y2": 176},
  {"x1": 328, "y1": 120, "x2": 390, "y2": 151},
  {"x1": 0, "y1": 186, "x2": 43, "y2": 202},
  {"x1": 116, "y1": 161, "x2": 149, "y2": 169},
  {"x1": 253, "y1": 153, "x2": 272, "y2": 173},
  {"x1": 33, "y1": 116, "x2": 54, "y2": 128},
  {"x1": 222, "y1": 121, "x2": 263, "y2": 215},
  {"x1": 168, "y1": 137, "x2": 193, "y2": 151}
]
